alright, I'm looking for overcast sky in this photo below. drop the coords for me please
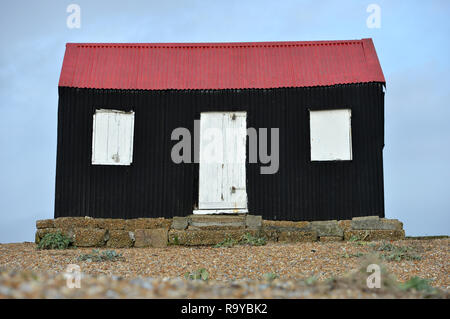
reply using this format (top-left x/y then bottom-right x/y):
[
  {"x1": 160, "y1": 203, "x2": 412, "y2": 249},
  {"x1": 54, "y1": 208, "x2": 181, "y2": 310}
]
[{"x1": 0, "y1": 0, "x2": 449, "y2": 243}]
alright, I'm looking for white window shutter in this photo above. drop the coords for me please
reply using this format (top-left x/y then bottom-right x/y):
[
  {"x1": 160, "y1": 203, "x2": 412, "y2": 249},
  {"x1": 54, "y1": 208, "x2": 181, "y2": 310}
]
[
  {"x1": 92, "y1": 109, "x2": 134, "y2": 165},
  {"x1": 310, "y1": 109, "x2": 352, "y2": 161}
]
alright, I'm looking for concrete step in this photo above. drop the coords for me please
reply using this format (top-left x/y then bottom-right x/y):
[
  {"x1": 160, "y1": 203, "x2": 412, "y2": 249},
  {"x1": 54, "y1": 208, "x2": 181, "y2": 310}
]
[
  {"x1": 188, "y1": 214, "x2": 246, "y2": 228},
  {"x1": 170, "y1": 214, "x2": 262, "y2": 230}
]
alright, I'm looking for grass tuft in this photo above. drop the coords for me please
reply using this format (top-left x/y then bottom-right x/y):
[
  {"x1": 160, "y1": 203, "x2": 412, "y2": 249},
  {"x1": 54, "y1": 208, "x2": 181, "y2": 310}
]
[
  {"x1": 399, "y1": 277, "x2": 439, "y2": 297},
  {"x1": 37, "y1": 232, "x2": 73, "y2": 250},
  {"x1": 376, "y1": 242, "x2": 422, "y2": 261},
  {"x1": 78, "y1": 249, "x2": 124, "y2": 262},
  {"x1": 263, "y1": 272, "x2": 279, "y2": 281},
  {"x1": 185, "y1": 268, "x2": 209, "y2": 281}
]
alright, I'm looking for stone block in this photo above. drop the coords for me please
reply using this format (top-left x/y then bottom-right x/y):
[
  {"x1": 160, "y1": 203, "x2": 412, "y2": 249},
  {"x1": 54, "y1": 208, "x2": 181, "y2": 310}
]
[
  {"x1": 351, "y1": 216, "x2": 402, "y2": 230},
  {"x1": 320, "y1": 236, "x2": 343, "y2": 242},
  {"x1": 54, "y1": 217, "x2": 97, "y2": 229},
  {"x1": 188, "y1": 215, "x2": 246, "y2": 228},
  {"x1": 310, "y1": 220, "x2": 343, "y2": 237},
  {"x1": 245, "y1": 215, "x2": 262, "y2": 229},
  {"x1": 134, "y1": 228, "x2": 168, "y2": 248},
  {"x1": 344, "y1": 230, "x2": 405, "y2": 241},
  {"x1": 188, "y1": 225, "x2": 244, "y2": 230},
  {"x1": 352, "y1": 216, "x2": 379, "y2": 221},
  {"x1": 260, "y1": 227, "x2": 280, "y2": 242},
  {"x1": 126, "y1": 218, "x2": 171, "y2": 231},
  {"x1": 73, "y1": 228, "x2": 108, "y2": 247},
  {"x1": 36, "y1": 219, "x2": 55, "y2": 229},
  {"x1": 278, "y1": 229, "x2": 318, "y2": 242},
  {"x1": 381, "y1": 219, "x2": 403, "y2": 231},
  {"x1": 262, "y1": 220, "x2": 310, "y2": 229},
  {"x1": 106, "y1": 230, "x2": 134, "y2": 248},
  {"x1": 337, "y1": 220, "x2": 352, "y2": 232},
  {"x1": 172, "y1": 217, "x2": 188, "y2": 230},
  {"x1": 96, "y1": 218, "x2": 127, "y2": 230},
  {"x1": 168, "y1": 229, "x2": 259, "y2": 246}
]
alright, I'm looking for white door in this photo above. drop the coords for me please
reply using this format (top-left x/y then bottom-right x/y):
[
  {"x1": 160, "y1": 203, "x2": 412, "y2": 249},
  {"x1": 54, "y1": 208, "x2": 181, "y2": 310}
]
[{"x1": 198, "y1": 112, "x2": 247, "y2": 212}]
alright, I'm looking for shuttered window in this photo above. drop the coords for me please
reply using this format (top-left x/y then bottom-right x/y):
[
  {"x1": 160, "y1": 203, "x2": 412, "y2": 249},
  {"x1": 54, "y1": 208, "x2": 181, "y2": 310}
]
[
  {"x1": 91, "y1": 109, "x2": 135, "y2": 165},
  {"x1": 310, "y1": 109, "x2": 352, "y2": 161}
]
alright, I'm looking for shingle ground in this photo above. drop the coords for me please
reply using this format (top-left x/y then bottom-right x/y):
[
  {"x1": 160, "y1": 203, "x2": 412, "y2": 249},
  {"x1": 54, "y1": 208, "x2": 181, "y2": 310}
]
[{"x1": 0, "y1": 239, "x2": 448, "y2": 298}]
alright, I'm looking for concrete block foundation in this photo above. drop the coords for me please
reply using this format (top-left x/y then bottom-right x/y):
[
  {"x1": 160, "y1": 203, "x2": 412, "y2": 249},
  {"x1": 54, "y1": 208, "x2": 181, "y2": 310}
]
[{"x1": 35, "y1": 214, "x2": 405, "y2": 247}]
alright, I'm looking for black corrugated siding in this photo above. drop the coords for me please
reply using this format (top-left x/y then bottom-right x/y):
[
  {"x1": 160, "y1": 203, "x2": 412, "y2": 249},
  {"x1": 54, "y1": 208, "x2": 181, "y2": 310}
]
[{"x1": 55, "y1": 83, "x2": 385, "y2": 220}]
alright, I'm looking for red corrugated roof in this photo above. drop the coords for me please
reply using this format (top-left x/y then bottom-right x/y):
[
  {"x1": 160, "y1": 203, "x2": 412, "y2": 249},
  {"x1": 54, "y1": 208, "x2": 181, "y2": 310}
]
[{"x1": 58, "y1": 39, "x2": 385, "y2": 90}]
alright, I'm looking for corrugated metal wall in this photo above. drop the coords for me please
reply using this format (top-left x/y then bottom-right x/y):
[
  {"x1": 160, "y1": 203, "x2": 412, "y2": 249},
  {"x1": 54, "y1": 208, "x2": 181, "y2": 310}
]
[{"x1": 55, "y1": 83, "x2": 385, "y2": 221}]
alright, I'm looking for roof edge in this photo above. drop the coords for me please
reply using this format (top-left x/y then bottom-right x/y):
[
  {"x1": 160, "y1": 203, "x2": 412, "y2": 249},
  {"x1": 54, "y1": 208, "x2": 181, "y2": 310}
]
[
  {"x1": 58, "y1": 82, "x2": 386, "y2": 91},
  {"x1": 361, "y1": 38, "x2": 386, "y2": 84},
  {"x1": 65, "y1": 39, "x2": 369, "y2": 48}
]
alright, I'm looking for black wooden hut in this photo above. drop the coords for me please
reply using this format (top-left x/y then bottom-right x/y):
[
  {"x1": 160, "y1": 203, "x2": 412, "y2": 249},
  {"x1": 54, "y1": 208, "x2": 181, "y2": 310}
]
[{"x1": 55, "y1": 39, "x2": 386, "y2": 221}]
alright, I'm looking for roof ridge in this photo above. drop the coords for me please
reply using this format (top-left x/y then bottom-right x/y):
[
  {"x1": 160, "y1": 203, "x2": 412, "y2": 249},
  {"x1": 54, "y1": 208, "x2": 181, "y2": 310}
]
[{"x1": 68, "y1": 39, "x2": 366, "y2": 49}]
